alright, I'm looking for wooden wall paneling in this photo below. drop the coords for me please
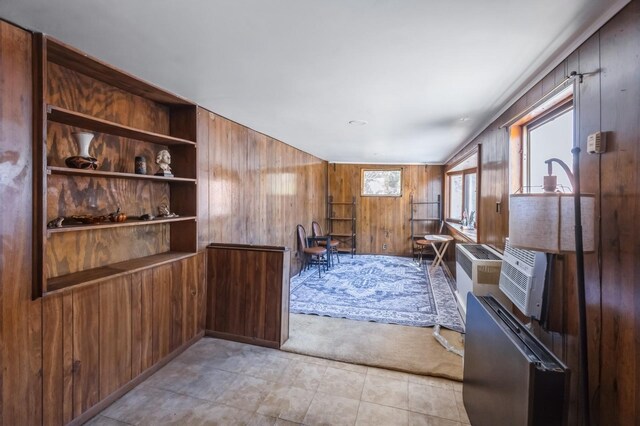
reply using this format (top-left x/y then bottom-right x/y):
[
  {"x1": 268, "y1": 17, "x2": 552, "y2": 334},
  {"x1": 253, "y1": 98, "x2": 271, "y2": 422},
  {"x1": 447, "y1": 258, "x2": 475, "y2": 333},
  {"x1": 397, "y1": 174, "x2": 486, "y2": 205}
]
[
  {"x1": 599, "y1": 3, "x2": 640, "y2": 423},
  {"x1": 244, "y1": 251, "x2": 268, "y2": 340},
  {"x1": 72, "y1": 286, "x2": 100, "y2": 417},
  {"x1": 170, "y1": 259, "x2": 185, "y2": 351},
  {"x1": 264, "y1": 251, "x2": 285, "y2": 343},
  {"x1": 61, "y1": 292, "x2": 74, "y2": 424},
  {"x1": 211, "y1": 249, "x2": 246, "y2": 336},
  {"x1": 99, "y1": 277, "x2": 132, "y2": 399},
  {"x1": 42, "y1": 294, "x2": 63, "y2": 426},
  {"x1": 197, "y1": 251, "x2": 207, "y2": 332},
  {"x1": 152, "y1": 264, "x2": 173, "y2": 363},
  {"x1": 196, "y1": 108, "x2": 211, "y2": 250},
  {"x1": 132, "y1": 269, "x2": 154, "y2": 375},
  {"x1": 182, "y1": 255, "x2": 199, "y2": 341},
  {"x1": 0, "y1": 21, "x2": 43, "y2": 426}
]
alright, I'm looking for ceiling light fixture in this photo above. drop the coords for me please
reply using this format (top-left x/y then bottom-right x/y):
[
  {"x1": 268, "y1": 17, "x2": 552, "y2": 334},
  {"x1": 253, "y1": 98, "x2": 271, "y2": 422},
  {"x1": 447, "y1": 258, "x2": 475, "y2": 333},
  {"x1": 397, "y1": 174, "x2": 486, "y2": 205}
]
[{"x1": 348, "y1": 120, "x2": 368, "y2": 126}]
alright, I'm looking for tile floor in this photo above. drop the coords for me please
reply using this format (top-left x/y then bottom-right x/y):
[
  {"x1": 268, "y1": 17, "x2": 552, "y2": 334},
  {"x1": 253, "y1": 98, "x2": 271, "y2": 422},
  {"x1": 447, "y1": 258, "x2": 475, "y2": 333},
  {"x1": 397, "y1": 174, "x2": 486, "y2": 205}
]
[{"x1": 90, "y1": 337, "x2": 470, "y2": 426}]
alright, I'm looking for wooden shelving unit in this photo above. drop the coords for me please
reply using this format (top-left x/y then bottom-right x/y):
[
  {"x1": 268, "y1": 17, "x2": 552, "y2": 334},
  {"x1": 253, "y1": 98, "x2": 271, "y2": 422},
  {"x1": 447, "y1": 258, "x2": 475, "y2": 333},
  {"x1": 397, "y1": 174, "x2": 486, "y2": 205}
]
[
  {"x1": 409, "y1": 194, "x2": 442, "y2": 261},
  {"x1": 34, "y1": 34, "x2": 199, "y2": 297},
  {"x1": 327, "y1": 195, "x2": 356, "y2": 257}
]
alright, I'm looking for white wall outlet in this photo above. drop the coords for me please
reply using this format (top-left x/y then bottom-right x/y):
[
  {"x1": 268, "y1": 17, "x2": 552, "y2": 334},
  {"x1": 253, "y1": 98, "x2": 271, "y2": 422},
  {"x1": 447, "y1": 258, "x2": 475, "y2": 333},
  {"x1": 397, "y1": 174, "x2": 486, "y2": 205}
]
[
  {"x1": 587, "y1": 131, "x2": 606, "y2": 154},
  {"x1": 382, "y1": 243, "x2": 387, "y2": 250}
]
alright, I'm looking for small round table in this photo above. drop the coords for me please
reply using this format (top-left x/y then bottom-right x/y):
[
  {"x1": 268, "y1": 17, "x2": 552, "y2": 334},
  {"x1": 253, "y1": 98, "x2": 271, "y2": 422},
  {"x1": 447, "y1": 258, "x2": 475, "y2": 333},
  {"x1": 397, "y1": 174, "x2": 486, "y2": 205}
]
[{"x1": 416, "y1": 234, "x2": 454, "y2": 268}]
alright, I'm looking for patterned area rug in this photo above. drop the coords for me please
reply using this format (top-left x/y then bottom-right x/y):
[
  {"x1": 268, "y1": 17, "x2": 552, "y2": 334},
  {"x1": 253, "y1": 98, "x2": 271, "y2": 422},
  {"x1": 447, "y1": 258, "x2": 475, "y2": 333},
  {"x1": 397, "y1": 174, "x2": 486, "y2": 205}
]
[{"x1": 290, "y1": 255, "x2": 464, "y2": 332}]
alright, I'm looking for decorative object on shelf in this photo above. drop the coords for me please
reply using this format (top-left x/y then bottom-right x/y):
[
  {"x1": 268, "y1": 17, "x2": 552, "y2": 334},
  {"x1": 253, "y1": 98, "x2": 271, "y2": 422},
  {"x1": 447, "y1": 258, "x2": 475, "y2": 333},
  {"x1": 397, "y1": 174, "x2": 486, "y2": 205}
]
[
  {"x1": 71, "y1": 214, "x2": 108, "y2": 224},
  {"x1": 157, "y1": 204, "x2": 178, "y2": 218},
  {"x1": 154, "y1": 149, "x2": 173, "y2": 176},
  {"x1": 108, "y1": 207, "x2": 127, "y2": 223},
  {"x1": 134, "y1": 156, "x2": 147, "y2": 174},
  {"x1": 47, "y1": 217, "x2": 64, "y2": 228},
  {"x1": 65, "y1": 132, "x2": 99, "y2": 170},
  {"x1": 140, "y1": 213, "x2": 156, "y2": 221}
]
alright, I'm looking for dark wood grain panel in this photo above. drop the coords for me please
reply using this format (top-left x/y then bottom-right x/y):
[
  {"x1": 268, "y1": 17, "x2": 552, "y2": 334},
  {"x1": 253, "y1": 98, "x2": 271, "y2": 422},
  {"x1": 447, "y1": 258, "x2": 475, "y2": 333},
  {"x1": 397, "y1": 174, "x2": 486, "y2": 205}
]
[
  {"x1": 46, "y1": 224, "x2": 171, "y2": 278},
  {"x1": 0, "y1": 21, "x2": 43, "y2": 426},
  {"x1": 42, "y1": 293, "x2": 63, "y2": 426},
  {"x1": 152, "y1": 264, "x2": 173, "y2": 363},
  {"x1": 328, "y1": 164, "x2": 443, "y2": 255},
  {"x1": 197, "y1": 251, "x2": 207, "y2": 333},
  {"x1": 183, "y1": 255, "x2": 199, "y2": 341},
  {"x1": 170, "y1": 259, "x2": 185, "y2": 351},
  {"x1": 47, "y1": 62, "x2": 170, "y2": 134},
  {"x1": 72, "y1": 285, "x2": 100, "y2": 417},
  {"x1": 206, "y1": 245, "x2": 290, "y2": 347},
  {"x1": 99, "y1": 276, "x2": 132, "y2": 398}
]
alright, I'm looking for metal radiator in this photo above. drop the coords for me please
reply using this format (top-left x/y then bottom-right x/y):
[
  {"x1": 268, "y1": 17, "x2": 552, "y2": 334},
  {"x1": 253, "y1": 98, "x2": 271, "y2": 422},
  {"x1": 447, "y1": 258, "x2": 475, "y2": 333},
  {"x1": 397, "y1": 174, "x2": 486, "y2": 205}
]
[{"x1": 463, "y1": 294, "x2": 568, "y2": 426}]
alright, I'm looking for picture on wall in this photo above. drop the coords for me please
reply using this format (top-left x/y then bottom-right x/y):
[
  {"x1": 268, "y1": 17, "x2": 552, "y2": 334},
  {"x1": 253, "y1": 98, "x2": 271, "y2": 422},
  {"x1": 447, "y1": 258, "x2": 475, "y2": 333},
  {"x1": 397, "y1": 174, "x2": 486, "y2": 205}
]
[{"x1": 361, "y1": 169, "x2": 402, "y2": 196}]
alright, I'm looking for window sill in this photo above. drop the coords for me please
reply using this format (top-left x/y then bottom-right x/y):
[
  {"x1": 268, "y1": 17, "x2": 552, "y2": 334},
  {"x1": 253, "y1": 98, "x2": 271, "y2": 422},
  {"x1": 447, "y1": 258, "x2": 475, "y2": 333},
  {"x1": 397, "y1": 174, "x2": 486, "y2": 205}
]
[{"x1": 445, "y1": 221, "x2": 477, "y2": 243}]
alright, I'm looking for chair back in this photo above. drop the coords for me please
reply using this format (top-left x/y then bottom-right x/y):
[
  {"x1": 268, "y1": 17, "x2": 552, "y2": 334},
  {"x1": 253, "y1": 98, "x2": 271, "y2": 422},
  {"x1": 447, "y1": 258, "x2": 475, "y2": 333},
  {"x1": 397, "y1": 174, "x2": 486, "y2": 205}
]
[
  {"x1": 312, "y1": 221, "x2": 323, "y2": 237},
  {"x1": 296, "y1": 224, "x2": 308, "y2": 253}
]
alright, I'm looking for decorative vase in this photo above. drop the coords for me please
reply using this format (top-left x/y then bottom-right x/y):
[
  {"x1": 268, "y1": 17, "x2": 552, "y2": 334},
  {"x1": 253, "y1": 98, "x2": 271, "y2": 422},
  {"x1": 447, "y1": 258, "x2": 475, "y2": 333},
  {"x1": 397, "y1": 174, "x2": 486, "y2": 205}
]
[
  {"x1": 65, "y1": 132, "x2": 99, "y2": 169},
  {"x1": 135, "y1": 156, "x2": 146, "y2": 174}
]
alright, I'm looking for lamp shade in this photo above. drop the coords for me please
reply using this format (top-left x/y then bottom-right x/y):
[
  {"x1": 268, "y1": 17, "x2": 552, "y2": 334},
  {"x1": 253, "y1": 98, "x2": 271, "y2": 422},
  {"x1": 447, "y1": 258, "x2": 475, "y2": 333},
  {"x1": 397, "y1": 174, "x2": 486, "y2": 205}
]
[{"x1": 509, "y1": 193, "x2": 595, "y2": 253}]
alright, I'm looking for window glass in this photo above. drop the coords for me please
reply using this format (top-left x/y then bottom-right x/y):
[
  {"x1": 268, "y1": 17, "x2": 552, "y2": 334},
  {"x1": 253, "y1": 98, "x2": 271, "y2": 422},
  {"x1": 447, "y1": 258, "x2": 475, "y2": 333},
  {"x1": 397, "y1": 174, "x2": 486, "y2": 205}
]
[
  {"x1": 464, "y1": 172, "x2": 477, "y2": 226},
  {"x1": 449, "y1": 174, "x2": 463, "y2": 220},
  {"x1": 525, "y1": 108, "x2": 573, "y2": 192}
]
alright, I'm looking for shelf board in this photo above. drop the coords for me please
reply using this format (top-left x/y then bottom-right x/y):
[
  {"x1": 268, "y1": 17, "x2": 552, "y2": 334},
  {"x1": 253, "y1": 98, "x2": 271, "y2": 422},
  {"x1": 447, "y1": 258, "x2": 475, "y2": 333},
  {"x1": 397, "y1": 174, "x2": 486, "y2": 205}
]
[
  {"x1": 47, "y1": 105, "x2": 196, "y2": 146},
  {"x1": 329, "y1": 233, "x2": 356, "y2": 238},
  {"x1": 47, "y1": 166, "x2": 196, "y2": 183},
  {"x1": 409, "y1": 218, "x2": 441, "y2": 222},
  {"x1": 328, "y1": 202, "x2": 354, "y2": 205},
  {"x1": 47, "y1": 216, "x2": 196, "y2": 235},
  {"x1": 328, "y1": 217, "x2": 355, "y2": 221},
  {"x1": 45, "y1": 251, "x2": 196, "y2": 294}
]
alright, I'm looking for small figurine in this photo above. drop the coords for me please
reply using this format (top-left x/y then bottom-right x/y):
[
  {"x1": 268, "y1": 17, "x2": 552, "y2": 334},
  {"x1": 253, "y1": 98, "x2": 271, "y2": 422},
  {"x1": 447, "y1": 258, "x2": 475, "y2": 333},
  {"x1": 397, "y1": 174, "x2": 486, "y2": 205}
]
[
  {"x1": 140, "y1": 213, "x2": 156, "y2": 221},
  {"x1": 135, "y1": 156, "x2": 147, "y2": 174},
  {"x1": 157, "y1": 204, "x2": 178, "y2": 218},
  {"x1": 154, "y1": 149, "x2": 173, "y2": 177},
  {"x1": 47, "y1": 217, "x2": 64, "y2": 228},
  {"x1": 109, "y1": 207, "x2": 127, "y2": 223}
]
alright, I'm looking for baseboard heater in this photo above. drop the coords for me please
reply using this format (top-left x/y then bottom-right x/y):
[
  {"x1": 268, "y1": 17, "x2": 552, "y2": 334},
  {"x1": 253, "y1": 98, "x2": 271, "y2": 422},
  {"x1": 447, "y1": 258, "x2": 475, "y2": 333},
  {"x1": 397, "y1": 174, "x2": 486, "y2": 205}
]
[{"x1": 463, "y1": 294, "x2": 568, "y2": 426}]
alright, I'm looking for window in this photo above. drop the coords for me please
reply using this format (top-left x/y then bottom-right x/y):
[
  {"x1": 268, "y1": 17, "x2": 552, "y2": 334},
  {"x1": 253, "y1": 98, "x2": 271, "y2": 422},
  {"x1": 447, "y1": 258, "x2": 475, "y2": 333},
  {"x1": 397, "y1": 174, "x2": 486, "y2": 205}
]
[
  {"x1": 523, "y1": 105, "x2": 573, "y2": 192},
  {"x1": 361, "y1": 169, "x2": 402, "y2": 196},
  {"x1": 509, "y1": 86, "x2": 574, "y2": 194},
  {"x1": 446, "y1": 152, "x2": 477, "y2": 228}
]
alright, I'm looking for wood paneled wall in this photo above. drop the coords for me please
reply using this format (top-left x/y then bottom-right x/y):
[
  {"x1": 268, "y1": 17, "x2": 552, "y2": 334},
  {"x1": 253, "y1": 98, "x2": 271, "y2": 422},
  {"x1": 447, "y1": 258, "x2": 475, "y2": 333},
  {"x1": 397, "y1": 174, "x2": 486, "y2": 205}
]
[
  {"x1": 447, "y1": 3, "x2": 640, "y2": 424},
  {"x1": 0, "y1": 20, "x2": 43, "y2": 426},
  {"x1": 328, "y1": 163, "x2": 443, "y2": 255},
  {"x1": 197, "y1": 110, "x2": 327, "y2": 276}
]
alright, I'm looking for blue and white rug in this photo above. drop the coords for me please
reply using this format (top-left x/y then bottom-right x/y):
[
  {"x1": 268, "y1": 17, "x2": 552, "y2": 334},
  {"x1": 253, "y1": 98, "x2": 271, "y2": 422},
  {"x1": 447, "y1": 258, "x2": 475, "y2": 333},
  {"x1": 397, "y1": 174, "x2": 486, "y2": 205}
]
[{"x1": 290, "y1": 255, "x2": 464, "y2": 332}]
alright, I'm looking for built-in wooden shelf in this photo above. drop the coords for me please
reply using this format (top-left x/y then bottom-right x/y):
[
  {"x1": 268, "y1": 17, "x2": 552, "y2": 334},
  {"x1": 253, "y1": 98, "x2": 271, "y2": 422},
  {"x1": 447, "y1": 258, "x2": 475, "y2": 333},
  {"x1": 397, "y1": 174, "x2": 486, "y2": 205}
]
[
  {"x1": 328, "y1": 202, "x2": 353, "y2": 205},
  {"x1": 45, "y1": 251, "x2": 196, "y2": 294},
  {"x1": 329, "y1": 233, "x2": 356, "y2": 237},
  {"x1": 47, "y1": 166, "x2": 196, "y2": 183},
  {"x1": 408, "y1": 218, "x2": 441, "y2": 222},
  {"x1": 47, "y1": 216, "x2": 196, "y2": 235},
  {"x1": 47, "y1": 105, "x2": 196, "y2": 146},
  {"x1": 329, "y1": 217, "x2": 355, "y2": 221}
]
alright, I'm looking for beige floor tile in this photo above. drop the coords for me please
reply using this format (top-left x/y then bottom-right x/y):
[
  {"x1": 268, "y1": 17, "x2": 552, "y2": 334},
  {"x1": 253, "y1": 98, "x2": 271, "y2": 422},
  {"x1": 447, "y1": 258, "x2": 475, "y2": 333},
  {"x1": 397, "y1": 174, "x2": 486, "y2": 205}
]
[
  {"x1": 287, "y1": 361, "x2": 328, "y2": 391},
  {"x1": 275, "y1": 419, "x2": 302, "y2": 425},
  {"x1": 245, "y1": 354, "x2": 292, "y2": 382},
  {"x1": 142, "y1": 359, "x2": 201, "y2": 392},
  {"x1": 317, "y1": 367, "x2": 366, "y2": 400},
  {"x1": 355, "y1": 401, "x2": 409, "y2": 426},
  {"x1": 303, "y1": 393, "x2": 360, "y2": 426},
  {"x1": 188, "y1": 401, "x2": 257, "y2": 425},
  {"x1": 361, "y1": 374, "x2": 409, "y2": 410},
  {"x1": 215, "y1": 374, "x2": 274, "y2": 411},
  {"x1": 102, "y1": 386, "x2": 213, "y2": 425},
  {"x1": 452, "y1": 382, "x2": 463, "y2": 393},
  {"x1": 454, "y1": 391, "x2": 470, "y2": 424},
  {"x1": 84, "y1": 415, "x2": 131, "y2": 426},
  {"x1": 256, "y1": 384, "x2": 315, "y2": 423},
  {"x1": 328, "y1": 360, "x2": 369, "y2": 374},
  {"x1": 247, "y1": 413, "x2": 278, "y2": 425},
  {"x1": 408, "y1": 412, "x2": 462, "y2": 426},
  {"x1": 407, "y1": 375, "x2": 455, "y2": 390},
  {"x1": 408, "y1": 383, "x2": 459, "y2": 422},
  {"x1": 367, "y1": 367, "x2": 410, "y2": 382},
  {"x1": 177, "y1": 368, "x2": 238, "y2": 402}
]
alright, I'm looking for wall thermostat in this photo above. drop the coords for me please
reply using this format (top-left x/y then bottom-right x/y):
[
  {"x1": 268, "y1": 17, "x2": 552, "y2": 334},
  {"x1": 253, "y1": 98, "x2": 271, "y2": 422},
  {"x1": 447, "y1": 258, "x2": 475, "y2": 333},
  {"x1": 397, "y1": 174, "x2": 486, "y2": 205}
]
[{"x1": 587, "y1": 131, "x2": 606, "y2": 154}]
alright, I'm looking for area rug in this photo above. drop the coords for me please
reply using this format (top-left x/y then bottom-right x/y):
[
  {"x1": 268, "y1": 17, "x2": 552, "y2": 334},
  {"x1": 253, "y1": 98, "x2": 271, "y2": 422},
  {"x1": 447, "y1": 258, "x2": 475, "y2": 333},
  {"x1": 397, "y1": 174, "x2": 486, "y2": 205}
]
[
  {"x1": 290, "y1": 255, "x2": 464, "y2": 332},
  {"x1": 281, "y1": 313, "x2": 464, "y2": 381}
]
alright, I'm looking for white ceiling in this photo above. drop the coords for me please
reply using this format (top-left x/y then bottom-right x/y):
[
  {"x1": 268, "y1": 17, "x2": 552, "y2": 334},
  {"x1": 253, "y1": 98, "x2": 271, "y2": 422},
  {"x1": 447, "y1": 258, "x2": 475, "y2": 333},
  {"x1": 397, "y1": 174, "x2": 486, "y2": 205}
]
[{"x1": 0, "y1": 0, "x2": 627, "y2": 164}]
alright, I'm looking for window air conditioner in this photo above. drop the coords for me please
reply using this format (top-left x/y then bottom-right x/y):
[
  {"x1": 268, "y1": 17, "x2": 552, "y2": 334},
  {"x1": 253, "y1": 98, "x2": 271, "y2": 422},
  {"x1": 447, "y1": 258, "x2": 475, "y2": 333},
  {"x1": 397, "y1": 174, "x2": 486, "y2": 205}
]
[
  {"x1": 455, "y1": 244, "x2": 509, "y2": 317},
  {"x1": 498, "y1": 238, "x2": 548, "y2": 320}
]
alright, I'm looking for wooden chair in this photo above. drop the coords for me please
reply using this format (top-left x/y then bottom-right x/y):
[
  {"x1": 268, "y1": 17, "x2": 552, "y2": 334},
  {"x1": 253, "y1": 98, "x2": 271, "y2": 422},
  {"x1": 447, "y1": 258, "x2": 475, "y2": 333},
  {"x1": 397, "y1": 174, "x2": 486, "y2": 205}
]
[
  {"x1": 297, "y1": 224, "x2": 327, "y2": 278},
  {"x1": 312, "y1": 221, "x2": 340, "y2": 266}
]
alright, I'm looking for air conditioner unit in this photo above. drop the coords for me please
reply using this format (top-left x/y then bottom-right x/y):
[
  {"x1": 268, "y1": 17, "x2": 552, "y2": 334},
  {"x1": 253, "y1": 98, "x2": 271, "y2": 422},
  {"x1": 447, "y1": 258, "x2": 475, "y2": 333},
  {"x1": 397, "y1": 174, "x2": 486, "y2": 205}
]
[
  {"x1": 455, "y1": 244, "x2": 510, "y2": 317},
  {"x1": 499, "y1": 238, "x2": 548, "y2": 320}
]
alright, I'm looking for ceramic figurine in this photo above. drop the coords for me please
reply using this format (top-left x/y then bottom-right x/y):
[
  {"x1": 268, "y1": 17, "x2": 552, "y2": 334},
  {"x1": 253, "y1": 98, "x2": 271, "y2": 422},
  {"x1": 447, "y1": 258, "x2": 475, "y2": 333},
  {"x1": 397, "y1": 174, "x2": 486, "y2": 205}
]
[
  {"x1": 140, "y1": 213, "x2": 156, "y2": 221},
  {"x1": 47, "y1": 217, "x2": 64, "y2": 228},
  {"x1": 154, "y1": 149, "x2": 173, "y2": 176},
  {"x1": 157, "y1": 204, "x2": 178, "y2": 218}
]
